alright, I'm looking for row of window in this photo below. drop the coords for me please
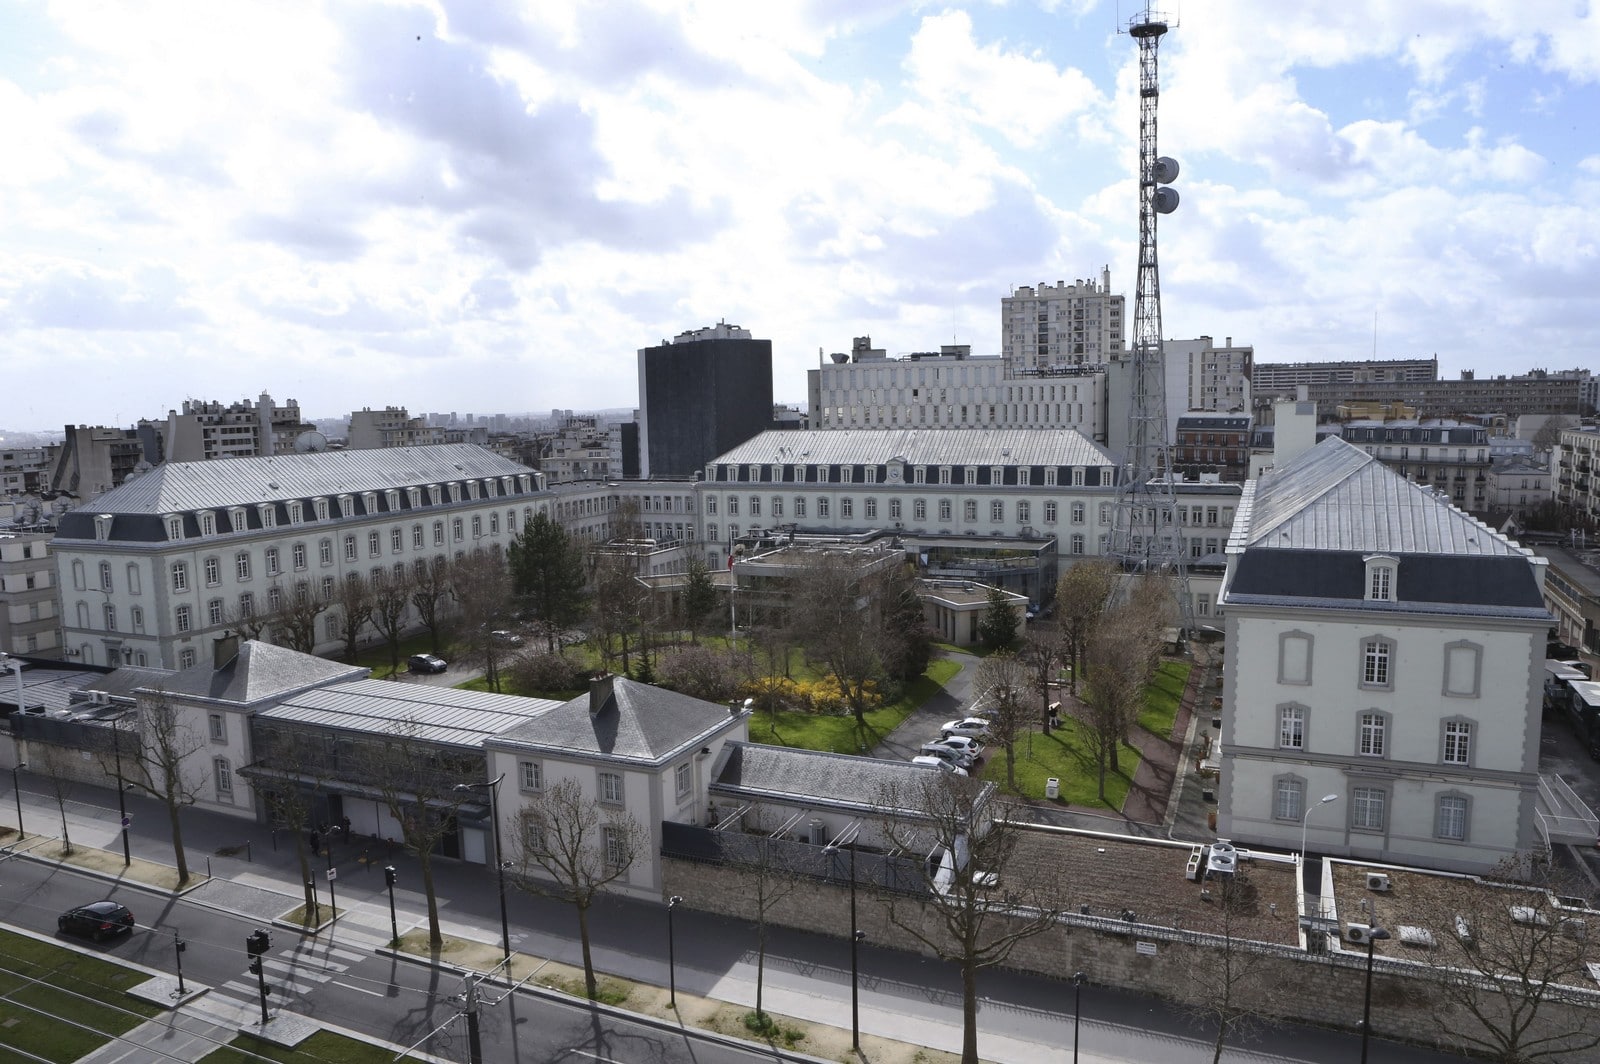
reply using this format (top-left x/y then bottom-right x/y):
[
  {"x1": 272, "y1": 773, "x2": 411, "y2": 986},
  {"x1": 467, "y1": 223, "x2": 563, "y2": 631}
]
[
  {"x1": 706, "y1": 496, "x2": 1096, "y2": 526},
  {"x1": 1277, "y1": 704, "x2": 1474, "y2": 765},
  {"x1": 1278, "y1": 631, "x2": 1482, "y2": 698},
  {"x1": 159, "y1": 478, "x2": 535, "y2": 541},
  {"x1": 715, "y1": 464, "x2": 1094, "y2": 487},
  {"x1": 1274, "y1": 776, "x2": 1471, "y2": 841},
  {"x1": 518, "y1": 758, "x2": 693, "y2": 805}
]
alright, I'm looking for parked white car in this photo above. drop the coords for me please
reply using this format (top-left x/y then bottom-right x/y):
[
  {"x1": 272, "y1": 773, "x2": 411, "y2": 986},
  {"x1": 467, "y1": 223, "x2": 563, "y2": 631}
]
[
  {"x1": 918, "y1": 742, "x2": 975, "y2": 770},
  {"x1": 932, "y1": 734, "x2": 984, "y2": 760},
  {"x1": 911, "y1": 755, "x2": 968, "y2": 777},
  {"x1": 940, "y1": 717, "x2": 992, "y2": 740}
]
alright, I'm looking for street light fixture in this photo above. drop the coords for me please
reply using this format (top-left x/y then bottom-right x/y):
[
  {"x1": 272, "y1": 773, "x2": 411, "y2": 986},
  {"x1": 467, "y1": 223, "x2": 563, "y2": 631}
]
[
  {"x1": 1298, "y1": 793, "x2": 1339, "y2": 872},
  {"x1": 667, "y1": 895, "x2": 683, "y2": 1009},
  {"x1": 1360, "y1": 924, "x2": 1392, "y2": 1064},
  {"x1": 11, "y1": 761, "x2": 26, "y2": 840},
  {"x1": 110, "y1": 713, "x2": 132, "y2": 867},
  {"x1": 1072, "y1": 970, "x2": 1087, "y2": 1064},
  {"x1": 455, "y1": 773, "x2": 511, "y2": 962}
]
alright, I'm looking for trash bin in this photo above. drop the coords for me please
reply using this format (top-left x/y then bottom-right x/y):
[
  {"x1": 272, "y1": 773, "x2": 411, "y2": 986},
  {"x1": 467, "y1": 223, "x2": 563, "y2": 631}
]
[{"x1": 1045, "y1": 777, "x2": 1060, "y2": 800}]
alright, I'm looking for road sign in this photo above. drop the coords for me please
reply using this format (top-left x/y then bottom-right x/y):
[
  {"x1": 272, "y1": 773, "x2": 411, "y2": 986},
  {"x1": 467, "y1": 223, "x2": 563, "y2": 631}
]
[
  {"x1": 120, "y1": 816, "x2": 131, "y2": 828},
  {"x1": 327, "y1": 867, "x2": 338, "y2": 881}
]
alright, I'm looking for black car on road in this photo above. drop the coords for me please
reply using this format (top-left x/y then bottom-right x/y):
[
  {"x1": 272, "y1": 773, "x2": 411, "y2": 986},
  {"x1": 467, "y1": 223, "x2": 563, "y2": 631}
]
[
  {"x1": 58, "y1": 901, "x2": 135, "y2": 941},
  {"x1": 407, "y1": 653, "x2": 448, "y2": 674}
]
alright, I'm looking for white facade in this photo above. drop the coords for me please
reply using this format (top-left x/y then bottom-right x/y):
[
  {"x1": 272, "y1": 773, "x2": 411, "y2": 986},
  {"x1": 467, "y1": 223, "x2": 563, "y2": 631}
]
[
  {"x1": 1001, "y1": 269, "x2": 1124, "y2": 370},
  {"x1": 807, "y1": 351, "x2": 1108, "y2": 440},
  {"x1": 1486, "y1": 455, "x2": 1552, "y2": 513},
  {"x1": 51, "y1": 445, "x2": 549, "y2": 669},
  {"x1": 1218, "y1": 438, "x2": 1549, "y2": 874},
  {"x1": 1168, "y1": 336, "x2": 1252, "y2": 413}
]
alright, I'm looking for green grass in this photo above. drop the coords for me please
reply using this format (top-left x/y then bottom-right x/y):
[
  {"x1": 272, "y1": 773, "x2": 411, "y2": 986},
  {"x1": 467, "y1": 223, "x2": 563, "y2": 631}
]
[
  {"x1": 197, "y1": 1030, "x2": 401, "y2": 1063},
  {"x1": 747, "y1": 657, "x2": 963, "y2": 754},
  {"x1": 344, "y1": 632, "x2": 442, "y2": 678},
  {"x1": 982, "y1": 658, "x2": 1193, "y2": 810},
  {"x1": 981, "y1": 719, "x2": 1138, "y2": 809},
  {"x1": 1138, "y1": 660, "x2": 1190, "y2": 738},
  {"x1": 0, "y1": 929, "x2": 164, "y2": 1063}
]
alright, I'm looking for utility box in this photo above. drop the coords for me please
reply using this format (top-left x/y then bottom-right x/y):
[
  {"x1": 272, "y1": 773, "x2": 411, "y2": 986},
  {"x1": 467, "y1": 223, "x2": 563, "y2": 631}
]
[{"x1": 1045, "y1": 777, "x2": 1060, "y2": 800}]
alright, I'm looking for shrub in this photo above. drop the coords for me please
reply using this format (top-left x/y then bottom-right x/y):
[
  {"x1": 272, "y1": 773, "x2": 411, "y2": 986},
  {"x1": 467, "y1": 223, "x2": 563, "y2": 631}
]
[
  {"x1": 510, "y1": 652, "x2": 589, "y2": 695},
  {"x1": 657, "y1": 645, "x2": 747, "y2": 702}
]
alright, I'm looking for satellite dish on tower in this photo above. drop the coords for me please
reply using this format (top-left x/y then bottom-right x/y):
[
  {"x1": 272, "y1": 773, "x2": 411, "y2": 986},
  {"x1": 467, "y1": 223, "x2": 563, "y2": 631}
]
[{"x1": 294, "y1": 430, "x2": 329, "y2": 453}]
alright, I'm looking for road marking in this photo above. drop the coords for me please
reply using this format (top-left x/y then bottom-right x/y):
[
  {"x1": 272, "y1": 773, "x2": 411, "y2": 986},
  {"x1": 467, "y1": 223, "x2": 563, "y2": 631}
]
[{"x1": 330, "y1": 979, "x2": 386, "y2": 997}]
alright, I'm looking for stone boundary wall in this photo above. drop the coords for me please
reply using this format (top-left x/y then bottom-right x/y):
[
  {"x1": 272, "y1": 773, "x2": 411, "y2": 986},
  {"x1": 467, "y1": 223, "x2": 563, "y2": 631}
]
[{"x1": 663, "y1": 856, "x2": 1600, "y2": 1058}]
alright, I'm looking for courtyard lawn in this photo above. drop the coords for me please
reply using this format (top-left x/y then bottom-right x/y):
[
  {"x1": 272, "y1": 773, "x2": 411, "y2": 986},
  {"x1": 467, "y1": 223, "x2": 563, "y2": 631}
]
[
  {"x1": 198, "y1": 1030, "x2": 400, "y2": 1063},
  {"x1": 0, "y1": 929, "x2": 163, "y2": 1063},
  {"x1": 983, "y1": 658, "x2": 1192, "y2": 810},
  {"x1": 1138, "y1": 660, "x2": 1190, "y2": 738},
  {"x1": 747, "y1": 657, "x2": 963, "y2": 755},
  {"x1": 981, "y1": 719, "x2": 1139, "y2": 810}
]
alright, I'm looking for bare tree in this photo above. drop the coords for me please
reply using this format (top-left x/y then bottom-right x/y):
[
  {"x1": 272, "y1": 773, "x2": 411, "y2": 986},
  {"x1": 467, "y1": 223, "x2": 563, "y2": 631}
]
[
  {"x1": 589, "y1": 551, "x2": 649, "y2": 676},
  {"x1": 1413, "y1": 854, "x2": 1600, "y2": 1063},
  {"x1": 722, "y1": 824, "x2": 814, "y2": 1029},
  {"x1": 511, "y1": 778, "x2": 648, "y2": 1000},
  {"x1": 973, "y1": 651, "x2": 1029, "y2": 790},
  {"x1": 370, "y1": 566, "x2": 415, "y2": 676},
  {"x1": 36, "y1": 745, "x2": 79, "y2": 856},
  {"x1": 268, "y1": 580, "x2": 325, "y2": 653},
  {"x1": 1018, "y1": 623, "x2": 1067, "y2": 734},
  {"x1": 451, "y1": 550, "x2": 515, "y2": 692},
  {"x1": 225, "y1": 595, "x2": 271, "y2": 643},
  {"x1": 125, "y1": 688, "x2": 206, "y2": 885},
  {"x1": 1179, "y1": 873, "x2": 1279, "y2": 1063},
  {"x1": 1055, "y1": 560, "x2": 1119, "y2": 695},
  {"x1": 330, "y1": 572, "x2": 376, "y2": 664},
  {"x1": 789, "y1": 552, "x2": 886, "y2": 727},
  {"x1": 1079, "y1": 605, "x2": 1155, "y2": 799},
  {"x1": 410, "y1": 556, "x2": 453, "y2": 655},
  {"x1": 363, "y1": 720, "x2": 478, "y2": 949},
  {"x1": 877, "y1": 772, "x2": 1063, "y2": 1064},
  {"x1": 1533, "y1": 415, "x2": 1575, "y2": 453}
]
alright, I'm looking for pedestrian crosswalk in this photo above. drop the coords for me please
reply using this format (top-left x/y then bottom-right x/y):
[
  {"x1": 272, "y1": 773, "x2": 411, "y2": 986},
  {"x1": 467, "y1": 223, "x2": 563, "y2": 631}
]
[{"x1": 216, "y1": 931, "x2": 383, "y2": 1005}]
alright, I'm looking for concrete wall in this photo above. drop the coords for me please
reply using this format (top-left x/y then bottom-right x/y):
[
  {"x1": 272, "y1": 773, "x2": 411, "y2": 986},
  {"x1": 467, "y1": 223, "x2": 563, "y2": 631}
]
[{"x1": 661, "y1": 855, "x2": 1598, "y2": 1058}]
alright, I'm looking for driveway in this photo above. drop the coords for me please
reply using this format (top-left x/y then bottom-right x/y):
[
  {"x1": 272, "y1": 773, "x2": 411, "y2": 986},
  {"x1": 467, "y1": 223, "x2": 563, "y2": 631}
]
[{"x1": 869, "y1": 648, "x2": 978, "y2": 762}]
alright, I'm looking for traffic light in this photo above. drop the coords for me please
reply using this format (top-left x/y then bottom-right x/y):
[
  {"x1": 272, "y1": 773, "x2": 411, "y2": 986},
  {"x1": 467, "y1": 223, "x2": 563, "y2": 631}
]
[
  {"x1": 249, "y1": 957, "x2": 262, "y2": 975},
  {"x1": 176, "y1": 940, "x2": 187, "y2": 954},
  {"x1": 246, "y1": 929, "x2": 271, "y2": 957},
  {"x1": 384, "y1": 865, "x2": 397, "y2": 888}
]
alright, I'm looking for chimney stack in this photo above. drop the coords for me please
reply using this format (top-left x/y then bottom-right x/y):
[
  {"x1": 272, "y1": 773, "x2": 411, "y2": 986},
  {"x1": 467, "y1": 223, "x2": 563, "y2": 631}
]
[
  {"x1": 589, "y1": 673, "x2": 615, "y2": 716},
  {"x1": 212, "y1": 632, "x2": 240, "y2": 671}
]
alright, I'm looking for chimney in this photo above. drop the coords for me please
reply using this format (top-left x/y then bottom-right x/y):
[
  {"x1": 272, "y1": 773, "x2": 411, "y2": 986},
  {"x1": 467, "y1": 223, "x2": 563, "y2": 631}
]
[
  {"x1": 589, "y1": 673, "x2": 615, "y2": 716},
  {"x1": 213, "y1": 632, "x2": 240, "y2": 671}
]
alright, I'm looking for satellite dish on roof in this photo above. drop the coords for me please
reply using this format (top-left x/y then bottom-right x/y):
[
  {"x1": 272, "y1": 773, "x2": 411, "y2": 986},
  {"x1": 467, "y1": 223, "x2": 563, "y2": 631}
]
[{"x1": 294, "y1": 430, "x2": 329, "y2": 453}]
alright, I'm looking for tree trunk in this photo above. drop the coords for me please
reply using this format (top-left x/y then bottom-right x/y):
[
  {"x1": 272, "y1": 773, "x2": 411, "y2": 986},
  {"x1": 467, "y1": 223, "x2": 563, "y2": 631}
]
[
  {"x1": 168, "y1": 798, "x2": 190, "y2": 884},
  {"x1": 421, "y1": 851, "x2": 442, "y2": 948},
  {"x1": 296, "y1": 837, "x2": 315, "y2": 916},
  {"x1": 756, "y1": 918, "x2": 767, "y2": 1020},
  {"x1": 577, "y1": 903, "x2": 598, "y2": 1000},
  {"x1": 1212, "y1": 1014, "x2": 1229, "y2": 1064},
  {"x1": 1109, "y1": 742, "x2": 1122, "y2": 774},
  {"x1": 1005, "y1": 745, "x2": 1017, "y2": 790},
  {"x1": 1096, "y1": 748, "x2": 1107, "y2": 801},
  {"x1": 961, "y1": 957, "x2": 980, "y2": 1064}
]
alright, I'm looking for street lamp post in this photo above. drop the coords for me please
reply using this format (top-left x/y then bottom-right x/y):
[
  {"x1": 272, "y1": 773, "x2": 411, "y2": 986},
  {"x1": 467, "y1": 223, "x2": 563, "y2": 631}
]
[
  {"x1": 667, "y1": 895, "x2": 682, "y2": 1009},
  {"x1": 1298, "y1": 793, "x2": 1340, "y2": 871},
  {"x1": 111, "y1": 715, "x2": 131, "y2": 867},
  {"x1": 384, "y1": 865, "x2": 400, "y2": 947},
  {"x1": 1073, "y1": 970, "x2": 1087, "y2": 1064},
  {"x1": 10, "y1": 762, "x2": 25, "y2": 840},
  {"x1": 1359, "y1": 924, "x2": 1392, "y2": 1063},
  {"x1": 849, "y1": 844, "x2": 863, "y2": 1053},
  {"x1": 455, "y1": 773, "x2": 510, "y2": 962}
]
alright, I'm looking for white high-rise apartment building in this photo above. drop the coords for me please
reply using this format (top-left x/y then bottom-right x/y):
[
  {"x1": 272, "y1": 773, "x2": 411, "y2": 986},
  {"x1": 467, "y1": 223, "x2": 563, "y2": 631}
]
[{"x1": 1001, "y1": 268, "x2": 1124, "y2": 372}]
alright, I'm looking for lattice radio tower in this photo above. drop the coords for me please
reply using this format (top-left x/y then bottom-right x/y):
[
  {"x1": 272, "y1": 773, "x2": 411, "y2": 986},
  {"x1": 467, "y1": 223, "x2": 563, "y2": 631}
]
[{"x1": 1108, "y1": 4, "x2": 1194, "y2": 636}]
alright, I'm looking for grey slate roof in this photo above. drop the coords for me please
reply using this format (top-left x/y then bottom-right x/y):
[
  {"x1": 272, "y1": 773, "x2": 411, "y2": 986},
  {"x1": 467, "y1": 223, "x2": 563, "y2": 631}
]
[
  {"x1": 1241, "y1": 438, "x2": 1527, "y2": 556},
  {"x1": 711, "y1": 742, "x2": 967, "y2": 817},
  {"x1": 142, "y1": 640, "x2": 366, "y2": 706},
  {"x1": 73, "y1": 444, "x2": 533, "y2": 514},
  {"x1": 258, "y1": 679, "x2": 562, "y2": 748},
  {"x1": 494, "y1": 678, "x2": 734, "y2": 763},
  {"x1": 710, "y1": 429, "x2": 1113, "y2": 470},
  {"x1": 1224, "y1": 438, "x2": 1548, "y2": 618}
]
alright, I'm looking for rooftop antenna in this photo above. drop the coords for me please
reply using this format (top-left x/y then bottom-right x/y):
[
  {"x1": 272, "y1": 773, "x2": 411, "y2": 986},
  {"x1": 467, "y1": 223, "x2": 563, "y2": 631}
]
[{"x1": 1108, "y1": 2, "x2": 1194, "y2": 639}]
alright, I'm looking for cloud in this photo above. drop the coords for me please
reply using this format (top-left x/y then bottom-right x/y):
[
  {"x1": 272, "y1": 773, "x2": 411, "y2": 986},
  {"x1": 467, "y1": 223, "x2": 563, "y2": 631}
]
[{"x1": 11, "y1": 265, "x2": 204, "y2": 331}]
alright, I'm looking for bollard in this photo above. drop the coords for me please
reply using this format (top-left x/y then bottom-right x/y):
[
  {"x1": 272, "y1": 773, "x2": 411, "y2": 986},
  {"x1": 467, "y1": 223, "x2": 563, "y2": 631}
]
[
  {"x1": 270, "y1": 826, "x2": 277, "y2": 852},
  {"x1": 245, "y1": 840, "x2": 252, "y2": 863},
  {"x1": 206, "y1": 856, "x2": 212, "y2": 879}
]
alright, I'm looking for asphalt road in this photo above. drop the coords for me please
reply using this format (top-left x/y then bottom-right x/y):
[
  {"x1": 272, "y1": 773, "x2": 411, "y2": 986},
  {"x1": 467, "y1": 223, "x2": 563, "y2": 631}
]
[{"x1": 0, "y1": 858, "x2": 811, "y2": 1064}]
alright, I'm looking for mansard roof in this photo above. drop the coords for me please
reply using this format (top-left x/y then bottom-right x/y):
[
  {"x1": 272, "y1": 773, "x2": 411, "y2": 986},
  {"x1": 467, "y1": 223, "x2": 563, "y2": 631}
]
[{"x1": 710, "y1": 429, "x2": 1113, "y2": 471}]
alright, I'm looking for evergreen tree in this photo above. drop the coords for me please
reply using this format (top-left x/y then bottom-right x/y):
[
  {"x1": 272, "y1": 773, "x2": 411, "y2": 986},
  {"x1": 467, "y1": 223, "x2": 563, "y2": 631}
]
[
  {"x1": 509, "y1": 513, "x2": 587, "y2": 652},
  {"x1": 681, "y1": 556, "x2": 718, "y2": 643},
  {"x1": 977, "y1": 586, "x2": 1020, "y2": 650}
]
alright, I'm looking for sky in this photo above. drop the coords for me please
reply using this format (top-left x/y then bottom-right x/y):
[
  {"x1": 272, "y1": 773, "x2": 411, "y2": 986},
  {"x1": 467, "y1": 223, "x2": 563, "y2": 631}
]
[{"x1": 3, "y1": 0, "x2": 1598, "y2": 433}]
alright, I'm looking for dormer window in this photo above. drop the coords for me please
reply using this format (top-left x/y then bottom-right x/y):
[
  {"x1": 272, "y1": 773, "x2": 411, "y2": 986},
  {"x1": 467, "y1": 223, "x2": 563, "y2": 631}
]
[
  {"x1": 166, "y1": 515, "x2": 183, "y2": 540},
  {"x1": 1364, "y1": 554, "x2": 1398, "y2": 602},
  {"x1": 287, "y1": 501, "x2": 303, "y2": 525},
  {"x1": 200, "y1": 512, "x2": 216, "y2": 536},
  {"x1": 314, "y1": 497, "x2": 329, "y2": 521},
  {"x1": 258, "y1": 504, "x2": 275, "y2": 528}
]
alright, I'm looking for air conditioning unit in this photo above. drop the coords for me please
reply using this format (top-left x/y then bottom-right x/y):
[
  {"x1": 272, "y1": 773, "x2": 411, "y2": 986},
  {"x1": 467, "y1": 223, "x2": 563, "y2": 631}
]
[
  {"x1": 1346, "y1": 923, "x2": 1375, "y2": 945},
  {"x1": 1366, "y1": 873, "x2": 1392, "y2": 893}
]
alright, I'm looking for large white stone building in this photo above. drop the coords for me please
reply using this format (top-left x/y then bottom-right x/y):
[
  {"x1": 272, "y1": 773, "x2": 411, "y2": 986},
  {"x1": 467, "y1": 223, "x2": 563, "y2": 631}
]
[
  {"x1": 1217, "y1": 438, "x2": 1554, "y2": 874},
  {"x1": 50, "y1": 445, "x2": 548, "y2": 669}
]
